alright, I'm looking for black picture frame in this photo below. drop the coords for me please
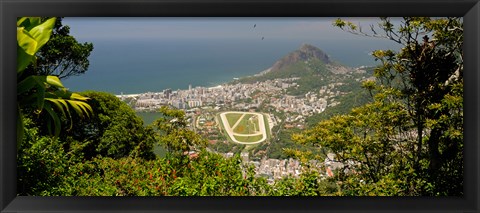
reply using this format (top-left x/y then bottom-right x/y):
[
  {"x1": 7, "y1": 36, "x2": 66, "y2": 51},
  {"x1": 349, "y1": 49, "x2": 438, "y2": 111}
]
[{"x1": 1, "y1": 0, "x2": 479, "y2": 212}]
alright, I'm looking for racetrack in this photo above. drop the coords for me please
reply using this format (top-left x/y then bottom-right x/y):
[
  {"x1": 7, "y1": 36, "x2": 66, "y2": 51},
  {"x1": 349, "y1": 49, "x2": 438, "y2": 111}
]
[{"x1": 219, "y1": 111, "x2": 268, "y2": 144}]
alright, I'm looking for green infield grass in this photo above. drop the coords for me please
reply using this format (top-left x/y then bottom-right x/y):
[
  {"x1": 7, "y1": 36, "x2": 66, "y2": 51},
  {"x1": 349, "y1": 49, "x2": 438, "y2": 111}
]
[
  {"x1": 233, "y1": 134, "x2": 264, "y2": 143},
  {"x1": 233, "y1": 114, "x2": 259, "y2": 134},
  {"x1": 225, "y1": 113, "x2": 243, "y2": 127}
]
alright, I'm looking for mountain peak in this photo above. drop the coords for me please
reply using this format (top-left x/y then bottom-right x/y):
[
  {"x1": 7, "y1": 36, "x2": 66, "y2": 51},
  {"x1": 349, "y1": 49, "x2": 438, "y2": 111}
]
[
  {"x1": 298, "y1": 43, "x2": 330, "y2": 63},
  {"x1": 270, "y1": 44, "x2": 331, "y2": 72},
  {"x1": 299, "y1": 43, "x2": 318, "y2": 51}
]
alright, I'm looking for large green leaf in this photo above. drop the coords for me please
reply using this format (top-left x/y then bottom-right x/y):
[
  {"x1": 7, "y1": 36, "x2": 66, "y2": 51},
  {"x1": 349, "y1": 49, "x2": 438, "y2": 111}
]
[
  {"x1": 28, "y1": 17, "x2": 56, "y2": 53},
  {"x1": 45, "y1": 97, "x2": 74, "y2": 130},
  {"x1": 17, "y1": 17, "x2": 56, "y2": 73},
  {"x1": 16, "y1": 17, "x2": 28, "y2": 27},
  {"x1": 17, "y1": 47, "x2": 34, "y2": 73},
  {"x1": 18, "y1": 75, "x2": 52, "y2": 95},
  {"x1": 17, "y1": 75, "x2": 39, "y2": 95},
  {"x1": 17, "y1": 76, "x2": 48, "y2": 111},
  {"x1": 17, "y1": 17, "x2": 41, "y2": 31},
  {"x1": 55, "y1": 99, "x2": 74, "y2": 130},
  {"x1": 70, "y1": 92, "x2": 91, "y2": 101},
  {"x1": 74, "y1": 100, "x2": 93, "y2": 117},
  {"x1": 17, "y1": 27, "x2": 37, "y2": 56},
  {"x1": 46, "y1": 75, "x2": 64, "y2": 88},
  {"x1": 50, "y1": 88, "x2": 71, "y2": 99},
  {"x1": 45, "y1": 97, "x2": 93, "y2": 130},
  {"x1": 45, "y1": 98, "x2": 67, "y2": 118},
  {"x1": 34, "y1": 79, "x2": 46, "y2": 111},
  {"x1": 66, "y1": 99, "x2": 91, "y2": 118},
  {"x1": 43, "y1": 101, "x2": 61, "y2": 137},
  {"x1": 46, "y1": 92, "x2": 92, "y2": 117}
]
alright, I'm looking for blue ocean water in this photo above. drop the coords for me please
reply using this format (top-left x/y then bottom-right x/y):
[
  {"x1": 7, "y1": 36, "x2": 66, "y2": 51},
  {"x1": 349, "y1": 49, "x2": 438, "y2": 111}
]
[{"x1": 63, "y1": 37, "x2": 398, "y2": 94}]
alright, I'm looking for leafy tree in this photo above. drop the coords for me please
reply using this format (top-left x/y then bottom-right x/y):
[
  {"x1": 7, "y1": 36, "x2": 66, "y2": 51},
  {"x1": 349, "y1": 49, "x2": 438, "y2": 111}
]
[
  {"x1": 294, "y1": 17, "x2": 463, "y2": 196},
  {"x1": 152, "y1": 106, "x2": 208, "y2": 155},
  {"x1": 64, "y1": 91, "x2": 156, "y2": 160},
  {"x1": 294, "y1": 89, "x2": 414, "y2": 195},
  {"x1": 356, "y1": 17, "x2": 463, "y2": 196},
  {"x1": 24, "y1": 17, "x2": 94, "y2": 79}
]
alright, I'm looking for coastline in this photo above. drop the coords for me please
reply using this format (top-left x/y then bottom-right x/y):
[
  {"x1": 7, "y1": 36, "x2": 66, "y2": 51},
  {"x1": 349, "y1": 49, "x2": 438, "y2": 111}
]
[{"x1": 115, "y1": 82, "x2": 228, "y2": 97}]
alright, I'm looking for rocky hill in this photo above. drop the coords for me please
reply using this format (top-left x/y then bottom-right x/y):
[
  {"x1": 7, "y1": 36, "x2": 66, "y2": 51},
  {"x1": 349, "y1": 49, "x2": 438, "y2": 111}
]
[
  {"x1": 237, "y1": 44, "x2": 367, "y2": 92},
  {"x1": 269, "y1": 44, "x2": 332, "y2": 72}
]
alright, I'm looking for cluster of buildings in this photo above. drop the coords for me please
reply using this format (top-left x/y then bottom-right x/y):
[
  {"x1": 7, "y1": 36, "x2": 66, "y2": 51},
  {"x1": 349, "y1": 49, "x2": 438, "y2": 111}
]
[
  {"x1": 253, "y1": 152, "x2": 355, "y2": 183},
  {"x1": 218, "y1": 151, "x2": 348, "y2": 184},
  {"x1": 119, "y1": 78, "x2": 298, "y2": 111},
  {"x1": 118, "y1": 77, "x2": 347, "y2": 122},
  {"x1": 253, "y1": 157, "x2": 302, "y2": 184}
]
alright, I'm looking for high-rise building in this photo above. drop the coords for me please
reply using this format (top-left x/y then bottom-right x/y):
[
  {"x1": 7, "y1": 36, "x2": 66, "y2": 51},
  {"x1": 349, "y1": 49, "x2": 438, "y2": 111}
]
[
  {"x1": 163, "y1": 88, "x2": 172, "y2": 99},
  {"x1": 172, "y1": 100, "x2": 185, "y2": 109}
]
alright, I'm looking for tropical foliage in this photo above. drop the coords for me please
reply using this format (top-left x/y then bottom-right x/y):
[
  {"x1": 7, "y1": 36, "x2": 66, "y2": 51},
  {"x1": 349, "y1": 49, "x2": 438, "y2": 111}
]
[{"x1": 17, "y1": 17, "x2": 92, "y2": 143}]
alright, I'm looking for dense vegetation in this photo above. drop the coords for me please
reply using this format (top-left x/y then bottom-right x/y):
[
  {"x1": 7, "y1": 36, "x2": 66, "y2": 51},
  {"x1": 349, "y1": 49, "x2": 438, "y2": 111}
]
[
  {"x1": 305, "y1": 81, "x2": 372, "y2": 127},
  {"x1": 293, "y1": 17, "x2": 463, "y2": 196},
  {"x1": 17, "y1": 17, "x2": 463, "y2": 196}
]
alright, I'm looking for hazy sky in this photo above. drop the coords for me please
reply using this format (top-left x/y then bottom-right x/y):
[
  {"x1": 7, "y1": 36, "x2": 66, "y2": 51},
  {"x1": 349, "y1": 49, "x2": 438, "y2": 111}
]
[{"x1": 63, "y1": 17, "x2": 399, "y2": 42}]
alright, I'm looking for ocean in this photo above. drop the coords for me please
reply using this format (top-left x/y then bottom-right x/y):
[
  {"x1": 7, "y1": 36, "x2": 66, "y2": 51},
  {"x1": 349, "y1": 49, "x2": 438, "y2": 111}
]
[{"x1": 63, "y1": 37, "x2": 399, "y2": 95}]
